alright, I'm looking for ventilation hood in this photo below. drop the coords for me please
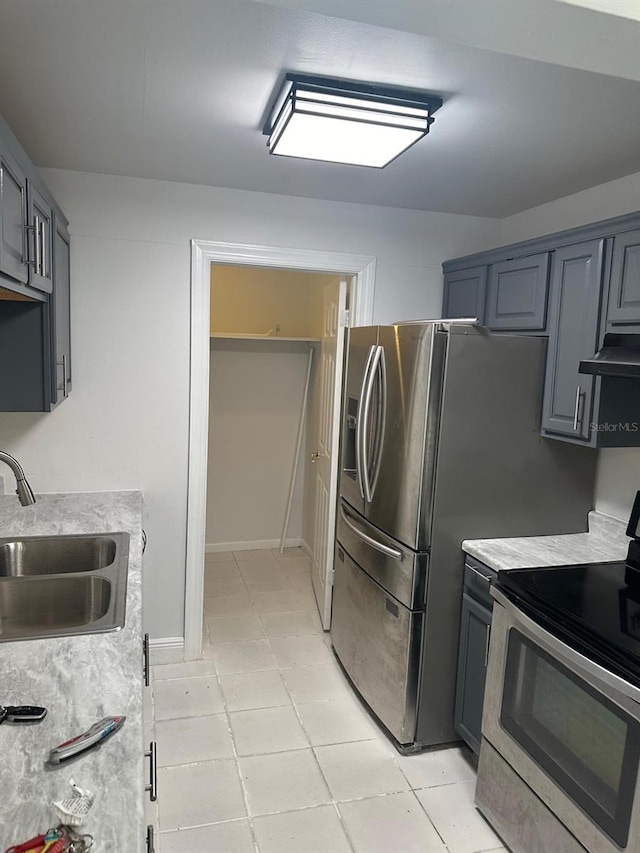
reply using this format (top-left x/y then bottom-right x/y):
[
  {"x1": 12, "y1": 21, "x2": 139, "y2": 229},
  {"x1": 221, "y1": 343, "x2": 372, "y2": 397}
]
[{"x1": 579, "y1": 334, "x2": 640, "y2": 378}]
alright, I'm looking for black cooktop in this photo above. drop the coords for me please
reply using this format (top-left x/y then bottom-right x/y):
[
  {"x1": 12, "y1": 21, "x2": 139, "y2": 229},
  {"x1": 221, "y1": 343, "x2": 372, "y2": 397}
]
[{"x1": 496, "y1": 561, "x2": 640, "y2": 689}]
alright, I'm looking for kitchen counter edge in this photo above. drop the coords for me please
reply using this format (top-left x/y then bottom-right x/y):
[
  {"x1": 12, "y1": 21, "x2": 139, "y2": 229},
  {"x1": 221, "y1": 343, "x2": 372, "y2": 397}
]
[{"x1": 0, "y1": 490, "x2": 145, "y2": 852}]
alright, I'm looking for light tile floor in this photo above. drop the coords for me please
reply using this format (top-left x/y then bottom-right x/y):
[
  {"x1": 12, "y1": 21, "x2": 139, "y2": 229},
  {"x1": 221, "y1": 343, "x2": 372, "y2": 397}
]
[{"x1": 146, "y1": 547, "x2": 509, "y2": 853}]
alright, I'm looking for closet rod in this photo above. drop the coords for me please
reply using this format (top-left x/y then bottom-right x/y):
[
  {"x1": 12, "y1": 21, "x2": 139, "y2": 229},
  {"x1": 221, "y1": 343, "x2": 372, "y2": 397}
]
[{"x1": 279, "y1": 347, "x2": 314, "y2": 554}]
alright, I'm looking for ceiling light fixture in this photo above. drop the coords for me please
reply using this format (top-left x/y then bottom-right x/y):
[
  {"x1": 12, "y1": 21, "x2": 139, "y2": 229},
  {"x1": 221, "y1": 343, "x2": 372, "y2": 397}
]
[{"x1": 263, "y1": 74, "x2": 443, "y2": 169}]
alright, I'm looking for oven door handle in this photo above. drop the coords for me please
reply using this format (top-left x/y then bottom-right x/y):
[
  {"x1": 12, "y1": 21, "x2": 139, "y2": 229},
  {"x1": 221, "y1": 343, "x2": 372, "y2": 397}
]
[{"x1": 492, "y1": 587, "x2": 640, "y2": 706}]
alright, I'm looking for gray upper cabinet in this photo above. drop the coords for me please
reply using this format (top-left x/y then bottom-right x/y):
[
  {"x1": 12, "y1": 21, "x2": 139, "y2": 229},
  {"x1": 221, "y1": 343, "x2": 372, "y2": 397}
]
[
  {"x1": 0, "y1": 148, "x2": 30, "y2": 286},
  {"x1": 0, "y1": 110, "x2": 71, "y2": 411},
  {"x1": 607, "y1": 228, "x2": 640, "y2": 328},
  {"x1": 27, "y1": 184, "x2": 54, "y2": 294},
  {"x1": 443, "y1": 210, "x2": 640, "y2": 447},
  {"x1": 485, "y1": 253, "x2": 549, "y2": 331},
  {"x1": 541, "y1": 240, "x2": 604, "y2": 442},
  {"x1": 51, "y1": 218, "x2": 71, "y2": 405},
  {"x1": 442, "y1": 266, "x2": 487, "y2": 322}
]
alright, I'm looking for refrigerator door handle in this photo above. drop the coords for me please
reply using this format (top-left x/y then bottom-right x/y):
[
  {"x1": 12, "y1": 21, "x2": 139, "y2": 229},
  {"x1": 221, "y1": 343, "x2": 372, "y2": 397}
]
[
  {"x1": 361, "y1": 345, "x2": 383, "y2": 503},
  {"x1": 340, "y1": 505, "x2": 403, "y2": 560},
  {"x1": 356, "y1": 345, "x2": 376, "y2": 500},
  {"x1": 369, "y1": 345, "x2": 386, "y2": 498}
]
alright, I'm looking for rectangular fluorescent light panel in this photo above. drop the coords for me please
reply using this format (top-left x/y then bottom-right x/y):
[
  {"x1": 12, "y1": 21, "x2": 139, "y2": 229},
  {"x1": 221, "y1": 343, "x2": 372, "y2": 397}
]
[{"x1": 264, "y1": 75, "x2": 442, "y2": 168}]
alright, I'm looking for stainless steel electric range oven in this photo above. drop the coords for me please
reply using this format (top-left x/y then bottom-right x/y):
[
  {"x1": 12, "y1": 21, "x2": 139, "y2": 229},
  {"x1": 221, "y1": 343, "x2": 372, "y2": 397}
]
[{"x1": 476, "y1": 493, "x2": 640, "y2": 853}]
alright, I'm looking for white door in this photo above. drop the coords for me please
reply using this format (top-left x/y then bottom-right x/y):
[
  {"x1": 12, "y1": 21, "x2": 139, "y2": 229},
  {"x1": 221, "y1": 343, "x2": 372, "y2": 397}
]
[{"x1": 311, "y1": 277, "x2": 347, "y2": 629}]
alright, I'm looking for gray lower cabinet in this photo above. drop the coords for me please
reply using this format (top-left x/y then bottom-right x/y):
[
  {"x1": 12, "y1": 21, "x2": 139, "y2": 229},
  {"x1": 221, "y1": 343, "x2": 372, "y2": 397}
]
[
  {"x1": 541, "y1": 240, "x2": 604, "y2": 442},
  {"x1": 442, "y1": 266, "x2": 487, "y2": 322},
  {"x1": 485, "y1": 253, "x2": 549, "y2": 331},
  {"x1": 454, "y1": 558, "x2": 496, "y2": 756},
  {"x1": 454, "y1": 593, "x2": 491, "y2": 755},
  {"x1": 607, "y1": 228, "x2": 640, "y2": 328}
]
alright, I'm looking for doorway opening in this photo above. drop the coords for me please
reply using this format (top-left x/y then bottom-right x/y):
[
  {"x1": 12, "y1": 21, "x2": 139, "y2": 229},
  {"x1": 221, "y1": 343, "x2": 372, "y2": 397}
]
[
  {"x1": 206, "y1": 265, "x2": 346, "y2": 638},
  {"x1": 185, "y1": 241, "x2": 376, "y2": 660}
]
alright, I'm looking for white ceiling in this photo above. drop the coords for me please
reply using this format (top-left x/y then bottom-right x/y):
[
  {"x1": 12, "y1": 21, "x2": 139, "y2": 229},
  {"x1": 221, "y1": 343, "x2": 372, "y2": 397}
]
[{"x1": 0, "y1": 0, "x2": 638, "y2": 217}]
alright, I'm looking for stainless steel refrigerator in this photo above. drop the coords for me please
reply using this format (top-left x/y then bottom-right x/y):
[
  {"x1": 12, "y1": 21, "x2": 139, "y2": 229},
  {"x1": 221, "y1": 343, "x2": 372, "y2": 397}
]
[{"x1": 332, "y1": 321, "x2": 596, "y2": 752}]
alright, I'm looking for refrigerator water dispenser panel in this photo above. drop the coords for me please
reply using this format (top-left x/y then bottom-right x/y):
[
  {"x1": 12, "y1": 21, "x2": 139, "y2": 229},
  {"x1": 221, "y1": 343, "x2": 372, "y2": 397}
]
[{"x1": 343, "y1": 397, "x2": 359, "y2": 480}]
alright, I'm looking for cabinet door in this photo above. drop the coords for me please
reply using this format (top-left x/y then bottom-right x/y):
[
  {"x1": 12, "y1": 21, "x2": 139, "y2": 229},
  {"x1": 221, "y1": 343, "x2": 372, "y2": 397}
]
[
  {"x1": 442, "y1": 266, "x2": 487, "y2": 322},
  {"x1": 0, "y1": 301, "x2": 48, "y2": 411},
  {"x1": 27, "y1": 184, "x2": 53, "y2": 294},
  {"x1": 541, "y1": 240, "x2": 604, "y2": 441},
  {"x1": 0, "y1": 148, "x2": 29, "y2": 284},
  {"x1": 486, "y1": 253, "x2": 549, "y2": 331},
  {"x1": 51, "y1": 219, "x2": 71, "y2": 405},
  {"x1": 454, "y1": 592, "x2": 492, "y2": 755},
  {"x1": 608, "y1": 229, "x2": 640, "y2": 327}
]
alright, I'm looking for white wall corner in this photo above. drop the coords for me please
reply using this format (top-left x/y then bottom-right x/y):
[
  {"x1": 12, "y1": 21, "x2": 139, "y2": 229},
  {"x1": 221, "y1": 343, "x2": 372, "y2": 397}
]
[{"x1": 299, "y1": 538, "x2": 313, "y2": 559}]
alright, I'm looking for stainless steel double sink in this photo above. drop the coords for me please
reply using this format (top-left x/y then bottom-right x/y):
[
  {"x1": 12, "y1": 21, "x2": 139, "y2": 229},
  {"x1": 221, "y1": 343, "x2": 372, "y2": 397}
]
[{"x1": 0, "y1": 533, "x2": 129, "y2": 642}]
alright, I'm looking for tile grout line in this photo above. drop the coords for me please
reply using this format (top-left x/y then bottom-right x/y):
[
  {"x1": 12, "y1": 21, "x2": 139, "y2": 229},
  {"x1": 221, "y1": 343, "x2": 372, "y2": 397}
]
[
  {"x1": 275, "y1": 635, "x2": 358, "y2": 853},
  {"x1": 215, "y1": 647, "x2": 261, "y2": 853}
]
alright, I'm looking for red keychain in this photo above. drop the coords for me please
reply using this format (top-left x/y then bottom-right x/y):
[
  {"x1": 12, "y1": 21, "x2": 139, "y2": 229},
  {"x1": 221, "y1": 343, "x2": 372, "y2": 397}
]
[{"x1": 4, "y1": 835, "x2": 47, "y2": 853}]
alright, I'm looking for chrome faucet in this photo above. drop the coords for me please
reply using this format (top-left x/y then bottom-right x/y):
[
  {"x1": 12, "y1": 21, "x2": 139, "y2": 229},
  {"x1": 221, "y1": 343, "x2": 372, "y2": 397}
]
[{"x1": 0, "y1": 452, "x2": 36, "y2": 506}]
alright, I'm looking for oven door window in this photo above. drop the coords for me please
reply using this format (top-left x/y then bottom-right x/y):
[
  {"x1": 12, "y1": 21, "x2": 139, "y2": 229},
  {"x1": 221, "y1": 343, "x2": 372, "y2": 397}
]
[{"x1": 501, "y1": 629, "x2": 640, "y2": 848}]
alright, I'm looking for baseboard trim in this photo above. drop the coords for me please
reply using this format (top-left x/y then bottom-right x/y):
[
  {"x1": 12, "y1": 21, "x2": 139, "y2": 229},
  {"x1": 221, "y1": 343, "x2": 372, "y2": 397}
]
[
  {"x1": 299, "y1": 539, "x2": 313, "y2": 559},
  {"x1": 149, "y1": 636, "x2": 184, "y2": 665},
  {"x1": 205, "y1": 538, "x2": 301, "y2": 553}
]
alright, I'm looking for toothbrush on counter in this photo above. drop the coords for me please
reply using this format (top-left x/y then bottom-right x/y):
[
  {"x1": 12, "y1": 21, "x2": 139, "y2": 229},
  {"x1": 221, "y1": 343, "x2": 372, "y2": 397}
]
[{"x1": 48, "y1": 715, "x2": 126, "y2": 765}]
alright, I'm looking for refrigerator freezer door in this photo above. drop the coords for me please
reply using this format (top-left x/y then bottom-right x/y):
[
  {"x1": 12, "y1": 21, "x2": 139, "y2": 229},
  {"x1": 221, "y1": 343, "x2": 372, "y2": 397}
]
[
  {"x1": 339, "y1": 326, "x2": 378, "y2": 517},
  {"x1": 366, "y1": 324, "x2": 445, "y2": 550},
  {"x1": 337, "y1": 499, "x2": 426, "y2": 610},
  {"x1": 332, "y1": 544, "x2": 423, "y2": 746}
]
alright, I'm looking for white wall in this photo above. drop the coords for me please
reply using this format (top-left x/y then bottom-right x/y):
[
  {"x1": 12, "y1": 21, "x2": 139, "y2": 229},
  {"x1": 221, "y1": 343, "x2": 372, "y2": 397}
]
[
  {"x1": 207, "y1": 342, "x2": 311, "y2": 549},
  {"x1": 499, "y1": 170, "x2": 640, "y2": 245},
  {"x1": 210, "y1": 266, "x2": 328, "y2": 338},
  {"x1": 0, "y1": 168, "x2": 499, "y2": 641},
  {"x1": 499, "y1": 169, "x2": 640, "y2": 522}
]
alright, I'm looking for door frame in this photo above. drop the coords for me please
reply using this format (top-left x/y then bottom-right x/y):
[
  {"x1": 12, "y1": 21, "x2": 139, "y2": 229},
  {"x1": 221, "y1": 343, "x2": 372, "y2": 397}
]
[{"x1": 184, "y1": 240, "x2": 376, "y2": 660}]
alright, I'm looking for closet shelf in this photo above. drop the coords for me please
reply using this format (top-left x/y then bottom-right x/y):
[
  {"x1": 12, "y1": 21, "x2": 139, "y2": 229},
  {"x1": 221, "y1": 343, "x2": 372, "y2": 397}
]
[{"x1": 210, "y1": 334, "x2": 320, "y2": 342}]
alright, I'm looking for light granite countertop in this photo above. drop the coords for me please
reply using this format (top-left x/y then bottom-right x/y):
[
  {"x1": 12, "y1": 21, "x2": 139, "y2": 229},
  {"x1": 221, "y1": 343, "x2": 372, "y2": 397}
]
[
  {"x1": 462, "y1": 510, "x2": 629, "y2": 571},
  {"x1": 0, "y1": 491, "x2": 145, "y2": 852}
]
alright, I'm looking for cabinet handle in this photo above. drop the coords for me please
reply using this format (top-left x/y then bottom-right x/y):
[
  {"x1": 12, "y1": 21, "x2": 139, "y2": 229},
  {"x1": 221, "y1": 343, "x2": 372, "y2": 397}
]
[
  {"x1": 143, "y1": 632, "x2": 150, "y2": 687},
  {"x1": 57, "y1": 355, "x2": 68, "y2": 397},
  {"x1": 145, "y1": 741, "x2": 158, "y2": 801},
  {"x1": 146, "y1": 825, "x2": 155, "y2": 853},
  {"x1": 484, "y1": 624, "x2": 491, "y2": 668},
  {"x1": 38, "y1": 218, "x2": 46, "y2": 277},
  {"x1": 573, "y1": 386, "x2": 583, "y2": 431},
  {"x1": 33, "y1": 215, "x2": 41, "y2": 276},
  {"x1": 23, "y1": 223, "x2": 36, "y2": 266}
]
